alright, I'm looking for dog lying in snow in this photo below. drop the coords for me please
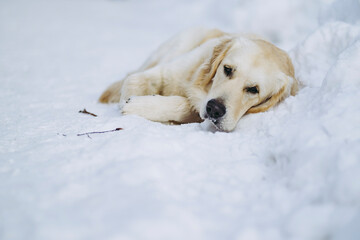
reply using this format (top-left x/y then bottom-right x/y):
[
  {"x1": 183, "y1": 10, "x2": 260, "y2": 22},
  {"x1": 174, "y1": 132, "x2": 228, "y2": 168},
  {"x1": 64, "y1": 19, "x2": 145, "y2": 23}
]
[{"x1": 99, "y1": 28, "x2": 298, "y2": 132}]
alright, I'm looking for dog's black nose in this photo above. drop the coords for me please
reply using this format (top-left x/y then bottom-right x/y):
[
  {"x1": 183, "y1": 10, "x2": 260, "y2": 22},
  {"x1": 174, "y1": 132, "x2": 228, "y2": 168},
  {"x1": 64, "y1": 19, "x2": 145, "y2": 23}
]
[{"x1": 206, "y1": 99, "x2": 226, "y2": 119}]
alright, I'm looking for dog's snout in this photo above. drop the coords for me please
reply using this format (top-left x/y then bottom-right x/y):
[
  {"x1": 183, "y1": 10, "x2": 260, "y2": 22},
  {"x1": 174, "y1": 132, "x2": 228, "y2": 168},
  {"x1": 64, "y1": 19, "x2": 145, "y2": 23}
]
[{"x1": 206, "y1": 99, "x2": 226, "y2": 119}]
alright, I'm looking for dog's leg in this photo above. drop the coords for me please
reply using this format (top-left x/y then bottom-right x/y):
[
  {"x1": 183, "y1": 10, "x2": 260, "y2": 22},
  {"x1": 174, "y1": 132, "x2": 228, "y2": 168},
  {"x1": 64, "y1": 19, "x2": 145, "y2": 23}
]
[
  {"x1": 119, "y1": 69, "x2": 163, "y2": 102},
  {"x1": 121, "y1": 95, "x2": 201, "y2": 123},
  {"x1": 99, "y1": 66, "x2": 162, "y2": 104}
]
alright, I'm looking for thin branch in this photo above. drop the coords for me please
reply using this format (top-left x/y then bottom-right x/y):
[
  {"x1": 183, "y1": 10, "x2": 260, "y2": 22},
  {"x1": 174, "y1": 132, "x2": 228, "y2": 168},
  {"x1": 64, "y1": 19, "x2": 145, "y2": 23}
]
[
  {"x1": 77, "y1": 128, "x2": 123, "y2": 136},
  {"x1": 79, "y1": 108, "x2": 97, "y2": 117}
]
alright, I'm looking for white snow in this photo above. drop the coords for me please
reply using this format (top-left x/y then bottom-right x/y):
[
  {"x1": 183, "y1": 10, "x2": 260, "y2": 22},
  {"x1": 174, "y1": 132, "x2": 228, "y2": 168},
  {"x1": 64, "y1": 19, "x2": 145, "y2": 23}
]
[{"x1": 1, "y1": 0, "x2": 360, "y2": 239}]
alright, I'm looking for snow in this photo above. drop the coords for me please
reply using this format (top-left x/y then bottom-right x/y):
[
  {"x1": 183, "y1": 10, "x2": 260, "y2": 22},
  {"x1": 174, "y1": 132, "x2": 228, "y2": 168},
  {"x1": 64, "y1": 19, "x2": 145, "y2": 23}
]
[{"x1": 1, "y1": 0, "x2": 360, "y2": 239}]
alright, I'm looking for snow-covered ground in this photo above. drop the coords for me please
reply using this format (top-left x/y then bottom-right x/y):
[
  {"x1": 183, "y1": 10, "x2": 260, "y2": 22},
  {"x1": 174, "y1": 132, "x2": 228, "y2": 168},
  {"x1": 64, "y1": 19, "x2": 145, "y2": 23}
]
[{"x1": 1, "y1": 0, "x2": 360, "y2": 239}]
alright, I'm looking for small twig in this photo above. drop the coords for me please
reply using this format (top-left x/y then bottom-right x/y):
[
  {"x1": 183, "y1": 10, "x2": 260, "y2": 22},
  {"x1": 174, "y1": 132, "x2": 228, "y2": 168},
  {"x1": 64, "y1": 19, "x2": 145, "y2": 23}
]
[
  {"x1": 77, "y1": 128, "x2": 123, "y2": 136},
  {"x1": 79, "y1": 108, "x2": 97, "y2": 117}
]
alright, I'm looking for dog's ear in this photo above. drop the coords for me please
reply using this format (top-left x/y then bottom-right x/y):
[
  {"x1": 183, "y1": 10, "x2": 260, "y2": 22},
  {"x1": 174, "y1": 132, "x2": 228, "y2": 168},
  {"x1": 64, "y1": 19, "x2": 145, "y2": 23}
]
[
  {"x1": 247, "y1": 76, "x2": 295, "y2": 114},
  {"x1": 194, "y1": 38, "x2": 233, "y2": 88}
]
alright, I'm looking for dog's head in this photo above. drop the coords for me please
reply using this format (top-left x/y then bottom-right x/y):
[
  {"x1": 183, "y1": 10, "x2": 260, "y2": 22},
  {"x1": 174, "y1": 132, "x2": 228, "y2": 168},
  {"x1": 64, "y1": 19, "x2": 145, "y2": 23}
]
[{"x1": 198, "y1": 37, "x2": 298, "y2": 132}]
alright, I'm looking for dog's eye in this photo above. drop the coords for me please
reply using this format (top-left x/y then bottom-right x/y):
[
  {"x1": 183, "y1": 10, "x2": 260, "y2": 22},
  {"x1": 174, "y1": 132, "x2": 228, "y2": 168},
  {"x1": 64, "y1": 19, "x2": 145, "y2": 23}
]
[
  {"x1": 245, "y1": 86, "x2": 259, "y2": 94},
  {"x1": 223, "y1": 65, "x2": 233, "y2": 77}
]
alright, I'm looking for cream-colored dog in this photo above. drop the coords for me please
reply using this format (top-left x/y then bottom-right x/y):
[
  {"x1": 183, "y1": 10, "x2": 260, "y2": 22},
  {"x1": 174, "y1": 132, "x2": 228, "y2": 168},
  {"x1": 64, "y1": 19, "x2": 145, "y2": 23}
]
[{"x1": 99, "y1": 28, "x2": 298, "y2": 132}]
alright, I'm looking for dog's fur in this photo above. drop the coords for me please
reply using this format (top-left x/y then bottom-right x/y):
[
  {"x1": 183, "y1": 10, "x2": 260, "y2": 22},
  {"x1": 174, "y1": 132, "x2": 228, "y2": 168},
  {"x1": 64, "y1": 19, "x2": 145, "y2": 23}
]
[{"x1": 99, "y1": 28, "x2": 298, "y2": 132}]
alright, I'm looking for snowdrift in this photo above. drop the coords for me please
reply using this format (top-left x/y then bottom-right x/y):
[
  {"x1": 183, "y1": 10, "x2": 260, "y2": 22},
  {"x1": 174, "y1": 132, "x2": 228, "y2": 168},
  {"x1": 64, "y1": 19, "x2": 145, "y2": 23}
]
[{"x1": 1, "y1": 0, "x2": 359, "y2": 239}]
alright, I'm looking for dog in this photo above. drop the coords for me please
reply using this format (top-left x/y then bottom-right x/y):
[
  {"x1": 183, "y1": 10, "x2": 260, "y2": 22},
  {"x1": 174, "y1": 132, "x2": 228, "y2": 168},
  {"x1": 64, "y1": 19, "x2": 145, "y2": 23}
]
[{"x1": 99, "y1": 28, "x2": 298, "y2": 132}]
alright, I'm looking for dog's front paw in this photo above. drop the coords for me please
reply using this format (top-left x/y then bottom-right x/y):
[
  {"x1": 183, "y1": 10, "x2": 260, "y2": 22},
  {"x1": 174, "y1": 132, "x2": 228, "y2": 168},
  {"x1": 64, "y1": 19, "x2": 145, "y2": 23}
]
[
  {"x1": 125, "y1": 97, "x2": 132, "y2": 104},
  {"x1": 120, "y1": 96, "x2": 141, "y2": 116}
]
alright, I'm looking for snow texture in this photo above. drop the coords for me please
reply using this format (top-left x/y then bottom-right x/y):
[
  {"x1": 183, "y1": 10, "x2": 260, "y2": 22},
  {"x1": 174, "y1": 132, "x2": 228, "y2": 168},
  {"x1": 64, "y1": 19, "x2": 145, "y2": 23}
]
[{"x1": 1, "y1": 0, "x2": 360, "y2": 239}]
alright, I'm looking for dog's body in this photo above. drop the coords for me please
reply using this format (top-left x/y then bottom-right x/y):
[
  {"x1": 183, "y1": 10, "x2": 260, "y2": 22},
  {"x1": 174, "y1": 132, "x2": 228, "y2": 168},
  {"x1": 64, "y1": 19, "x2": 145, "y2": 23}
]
[{"x1": 99, "y1": 28, "x2": 298, "y2": 132}]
